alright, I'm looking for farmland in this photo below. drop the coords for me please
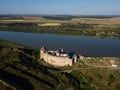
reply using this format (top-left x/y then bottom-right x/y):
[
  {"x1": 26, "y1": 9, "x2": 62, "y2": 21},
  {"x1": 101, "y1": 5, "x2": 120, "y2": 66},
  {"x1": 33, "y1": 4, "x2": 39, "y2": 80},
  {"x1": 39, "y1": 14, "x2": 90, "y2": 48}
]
[
  {"x1": 38, "y1": 23, "x2": 61, "y2": 26},
  {"x1": 71, "y1": 17, "x2": 120, "y2": 24},
  {"x1": 1, "y1": 16, "x2": 120, "y2": 24},
  {"x1": 0, "y1": 15, "x2": 120, "y2": 39}
]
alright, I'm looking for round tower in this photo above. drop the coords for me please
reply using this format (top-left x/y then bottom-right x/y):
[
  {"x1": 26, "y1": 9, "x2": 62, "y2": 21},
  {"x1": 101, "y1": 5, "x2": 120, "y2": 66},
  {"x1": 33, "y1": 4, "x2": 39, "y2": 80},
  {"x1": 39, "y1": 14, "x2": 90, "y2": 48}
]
[{"x1": 40, "y1": 46, "x2": 46, "y2": 59}]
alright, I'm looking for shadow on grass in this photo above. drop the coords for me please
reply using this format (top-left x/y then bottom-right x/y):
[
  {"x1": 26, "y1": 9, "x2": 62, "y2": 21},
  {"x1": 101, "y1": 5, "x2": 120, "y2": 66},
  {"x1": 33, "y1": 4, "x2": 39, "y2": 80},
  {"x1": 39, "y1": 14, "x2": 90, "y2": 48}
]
[
  {"x1": 62, "y1": 72, "x2": 80, "y2": 90},
  {"x1": 0, "y1": 68, "x2": 34, "y2": 90},
  {"x1": 21, "y1": 61, "x2": 61, "y2": 85},
  {"x1": 5, "y1": 63, "x2": 55, "y2": 89}
]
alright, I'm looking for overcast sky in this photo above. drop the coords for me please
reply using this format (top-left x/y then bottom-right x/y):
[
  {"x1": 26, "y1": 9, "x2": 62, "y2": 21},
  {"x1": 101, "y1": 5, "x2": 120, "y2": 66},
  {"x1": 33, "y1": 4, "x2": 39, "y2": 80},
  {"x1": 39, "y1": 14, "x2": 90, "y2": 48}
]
[{"x1": 0, "y1": 0, "x2": 120, "y2": 15}]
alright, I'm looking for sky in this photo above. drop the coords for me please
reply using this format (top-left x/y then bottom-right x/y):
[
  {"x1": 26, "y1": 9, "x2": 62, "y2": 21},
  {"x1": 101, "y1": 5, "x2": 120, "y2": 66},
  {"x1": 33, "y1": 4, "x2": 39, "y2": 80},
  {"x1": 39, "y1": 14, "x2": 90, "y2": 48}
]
[{"x1": 0, "y1": 0, "x2": 120, "y2": 15}]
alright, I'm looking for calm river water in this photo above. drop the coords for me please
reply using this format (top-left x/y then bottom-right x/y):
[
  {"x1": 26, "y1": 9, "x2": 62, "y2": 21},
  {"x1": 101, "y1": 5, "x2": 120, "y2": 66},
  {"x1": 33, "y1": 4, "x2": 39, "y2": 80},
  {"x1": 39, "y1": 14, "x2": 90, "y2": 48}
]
[{"x1": 0, "y1": 31, "x2": 120, "y2": 57}]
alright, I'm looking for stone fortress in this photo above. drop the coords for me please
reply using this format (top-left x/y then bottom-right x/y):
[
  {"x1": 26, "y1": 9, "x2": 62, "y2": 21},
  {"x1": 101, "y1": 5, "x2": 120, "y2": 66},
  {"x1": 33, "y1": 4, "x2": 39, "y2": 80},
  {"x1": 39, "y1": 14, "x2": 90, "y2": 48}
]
[{"x1": 40, "y1": 46, "x2": 85, "y2": 66}]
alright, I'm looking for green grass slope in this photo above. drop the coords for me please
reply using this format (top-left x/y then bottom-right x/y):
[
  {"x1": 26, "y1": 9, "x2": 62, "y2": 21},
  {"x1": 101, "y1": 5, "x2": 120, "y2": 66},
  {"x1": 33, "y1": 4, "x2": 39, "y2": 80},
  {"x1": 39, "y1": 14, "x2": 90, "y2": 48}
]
[{"x1": 0, "y1": 39, "x2": 120, "y2": 90}]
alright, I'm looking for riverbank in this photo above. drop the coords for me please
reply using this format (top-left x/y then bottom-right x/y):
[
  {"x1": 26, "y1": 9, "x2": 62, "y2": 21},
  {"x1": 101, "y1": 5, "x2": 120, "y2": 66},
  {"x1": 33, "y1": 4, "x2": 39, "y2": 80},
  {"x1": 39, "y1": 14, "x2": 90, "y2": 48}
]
[
  {"x1": 0, "y1": 23, "x2": 120, "y2": 39},
  {"x1": 0, "y1": 15, "x2": 120, "y2": 39}
]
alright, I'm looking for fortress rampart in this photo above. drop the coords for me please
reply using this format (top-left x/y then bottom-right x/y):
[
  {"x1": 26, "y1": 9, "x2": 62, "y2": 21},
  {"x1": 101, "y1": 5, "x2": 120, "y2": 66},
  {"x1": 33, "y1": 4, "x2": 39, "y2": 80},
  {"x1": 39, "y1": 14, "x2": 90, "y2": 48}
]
[
  {"x1": 40, "y1": 46, "x2": 84, "y2": 66},
  {"x1": 41, "y1": 51, "x2": 72, "y2": 66}
]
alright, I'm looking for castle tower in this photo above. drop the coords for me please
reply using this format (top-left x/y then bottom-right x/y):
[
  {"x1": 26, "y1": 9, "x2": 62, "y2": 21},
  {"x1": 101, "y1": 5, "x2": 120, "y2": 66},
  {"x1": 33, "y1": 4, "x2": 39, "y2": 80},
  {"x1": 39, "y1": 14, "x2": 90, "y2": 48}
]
[
  {"x1": 41, "y1": 46, "x2": 46, "y2": 51},
  {"x1": 40, "y1": 46, "x2": 46, "y2": 59},
  {"x1": 72, "y1": 55, "x2": 77, "y2": 64},
  {"x1": 61, "y1": 48, "x2": 64, "y2": 52}
]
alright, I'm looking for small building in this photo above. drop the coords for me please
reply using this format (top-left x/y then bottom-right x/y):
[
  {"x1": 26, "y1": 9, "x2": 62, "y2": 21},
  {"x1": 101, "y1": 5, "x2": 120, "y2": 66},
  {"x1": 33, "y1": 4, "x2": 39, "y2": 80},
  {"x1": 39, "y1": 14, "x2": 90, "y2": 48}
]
[{"x1": 110, "y1": 60, "x2": 117, "y2": 67}]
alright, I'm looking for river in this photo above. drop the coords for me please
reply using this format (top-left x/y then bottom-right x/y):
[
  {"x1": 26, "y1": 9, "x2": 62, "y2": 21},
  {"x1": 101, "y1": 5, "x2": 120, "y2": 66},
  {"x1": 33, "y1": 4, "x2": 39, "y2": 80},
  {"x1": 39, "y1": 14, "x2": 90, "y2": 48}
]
[{"x1": 0, "y1": 31, "x2": 120, "y2": 57}]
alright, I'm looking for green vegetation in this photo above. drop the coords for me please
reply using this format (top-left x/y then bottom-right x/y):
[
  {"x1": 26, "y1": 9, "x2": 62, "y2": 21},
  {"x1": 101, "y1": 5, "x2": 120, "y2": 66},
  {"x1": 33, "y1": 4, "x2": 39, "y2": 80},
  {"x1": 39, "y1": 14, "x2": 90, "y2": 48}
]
[
  {"x1": 0, "y1": 39, "x2": 120, "y2": 90},
  {"x1": 43, "y1": 16, "x2": 73, "y2": 20},
  {"x1": 0, "y1": 15, "x2": 112, "y2": 20},
  {"x1": 0, "y1": 22, "x2": 120, "y2": 39},
  {"x1": 0, "y1": 16, "x2": 120, "y2": 90},
  {"x1": 0, "y1": 15, "x2": 120, "y2": 39},
  {"x1": 0, "y1": 16, "x2": 22, "y2": 20},
  {"x1": 0, "y1": 80, "x2": 16, "y2": 90}
]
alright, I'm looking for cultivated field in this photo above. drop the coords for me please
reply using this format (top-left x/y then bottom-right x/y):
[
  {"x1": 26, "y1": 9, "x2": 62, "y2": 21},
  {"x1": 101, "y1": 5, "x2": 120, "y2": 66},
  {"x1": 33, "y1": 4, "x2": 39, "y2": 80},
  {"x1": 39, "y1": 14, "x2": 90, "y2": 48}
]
[
  {"x1": 1, "y1": 16, "x2": 120, "y2": 24},
  {"x1": 71, "y1": 17, "x2": 120, "y2": 24},
  {"x1": 21, "y1": 16, "x2": 45, "y2": 20},
  {"x1": 0, "y1": 16, "x2": 45, "y2": 23},
  {"x1": 0, "y1": 19, "x2": 42, "y2": 23},
  {"x1": 38, "y1": 23, "x2": 61, "y2": 26},
  {"x1": 0, "y1": 16, "x2": 120, "y2": 33}
]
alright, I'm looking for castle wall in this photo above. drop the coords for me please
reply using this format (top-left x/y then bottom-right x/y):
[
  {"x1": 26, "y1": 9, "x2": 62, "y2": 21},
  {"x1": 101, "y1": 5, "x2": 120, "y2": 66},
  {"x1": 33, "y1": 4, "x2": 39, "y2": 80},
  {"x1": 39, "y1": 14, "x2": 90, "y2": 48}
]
[{"x1": 40, "y1": 50, "x2": 72, "y2": 66}]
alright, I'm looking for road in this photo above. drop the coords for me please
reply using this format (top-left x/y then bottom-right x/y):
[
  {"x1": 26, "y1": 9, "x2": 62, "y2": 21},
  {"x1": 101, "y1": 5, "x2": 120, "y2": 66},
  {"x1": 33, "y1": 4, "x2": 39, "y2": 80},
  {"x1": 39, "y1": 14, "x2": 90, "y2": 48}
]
[{"x1": 60, "y1": 60, "x2": 120, "y2": 73}]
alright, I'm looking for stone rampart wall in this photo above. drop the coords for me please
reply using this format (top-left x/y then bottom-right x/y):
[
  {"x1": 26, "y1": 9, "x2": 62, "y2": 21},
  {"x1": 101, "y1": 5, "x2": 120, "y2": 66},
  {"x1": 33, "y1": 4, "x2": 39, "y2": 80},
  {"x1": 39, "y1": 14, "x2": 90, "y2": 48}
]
[{"x1": 40, "y1": 51, "x2": 72, "y2": 66}]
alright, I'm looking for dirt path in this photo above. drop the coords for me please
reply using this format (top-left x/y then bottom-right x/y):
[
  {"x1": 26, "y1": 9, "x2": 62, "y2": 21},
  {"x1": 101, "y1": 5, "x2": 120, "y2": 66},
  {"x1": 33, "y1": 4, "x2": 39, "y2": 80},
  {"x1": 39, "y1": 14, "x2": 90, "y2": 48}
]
[{"x1": 60, "y1": 60, "x2": 120, "y2": 73}]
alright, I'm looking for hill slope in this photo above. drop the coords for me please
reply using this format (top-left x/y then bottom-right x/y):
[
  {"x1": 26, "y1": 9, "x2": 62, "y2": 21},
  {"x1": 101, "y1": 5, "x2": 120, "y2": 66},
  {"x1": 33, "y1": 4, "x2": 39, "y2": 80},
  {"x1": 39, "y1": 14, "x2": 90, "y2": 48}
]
[{"x1": 0, "y1": 39, "x2": 120, "y2": 90}]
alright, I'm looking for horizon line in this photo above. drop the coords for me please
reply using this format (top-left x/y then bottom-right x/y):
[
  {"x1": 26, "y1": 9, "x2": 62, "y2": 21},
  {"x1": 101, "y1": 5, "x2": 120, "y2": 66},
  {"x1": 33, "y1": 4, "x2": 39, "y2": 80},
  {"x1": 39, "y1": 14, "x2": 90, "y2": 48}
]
[{"x1": 0, "y1": 14, "x2": 120, "y2": 16}]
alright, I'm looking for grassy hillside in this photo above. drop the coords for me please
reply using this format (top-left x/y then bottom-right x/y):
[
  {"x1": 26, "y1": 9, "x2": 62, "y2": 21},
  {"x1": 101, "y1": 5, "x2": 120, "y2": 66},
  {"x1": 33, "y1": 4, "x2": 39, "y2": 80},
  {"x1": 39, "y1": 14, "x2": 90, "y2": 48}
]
[{"x1": 0, "y1": 39, "x2": 120, "y2": 90}]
